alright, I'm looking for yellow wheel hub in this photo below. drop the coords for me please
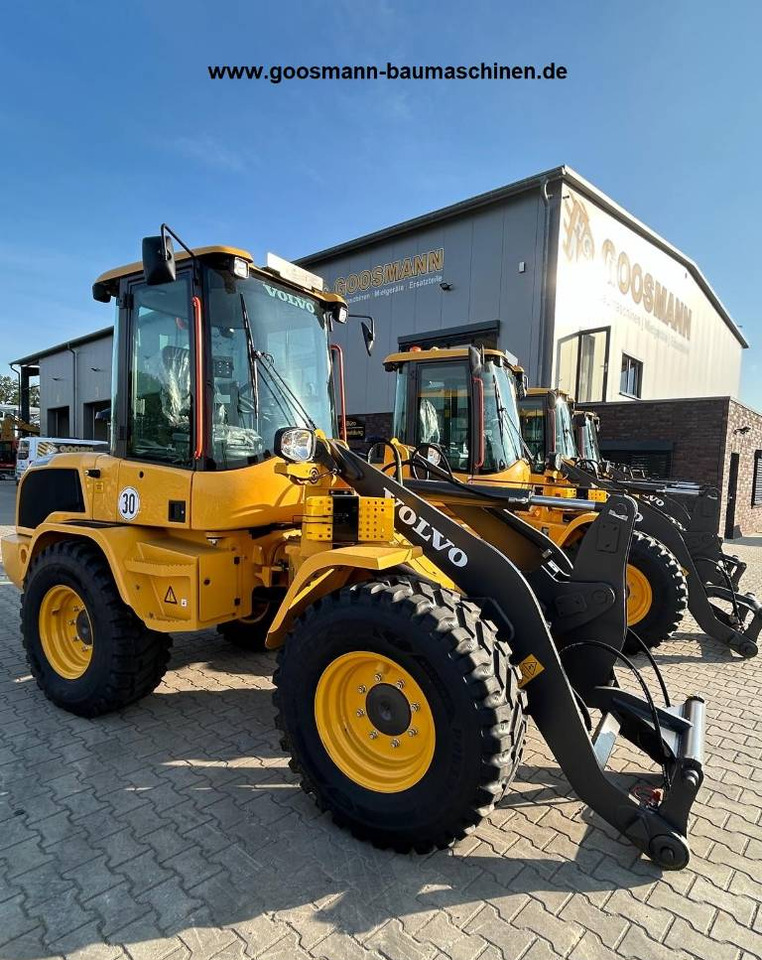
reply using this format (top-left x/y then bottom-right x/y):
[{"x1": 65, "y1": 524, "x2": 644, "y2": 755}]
[
  {"x1": 626, "y1": 564, "x2": 653, "y2": 626},
  {"x1": 314, "y1": 651, "x2": 435, "y2": 793},
  {"x1": 39, "y1": 585, "x2": 94, "y2": 680}
]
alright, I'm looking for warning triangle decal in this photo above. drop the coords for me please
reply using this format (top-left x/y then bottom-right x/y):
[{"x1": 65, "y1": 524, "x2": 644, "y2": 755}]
[{"x1": 164, "y1": 586, "x2": 178, "y2": 604}]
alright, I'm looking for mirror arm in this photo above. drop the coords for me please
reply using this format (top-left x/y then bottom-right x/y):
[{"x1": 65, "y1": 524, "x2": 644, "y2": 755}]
[{"x1": 161, "y1": 224, "x2": 199, "y2": 282}]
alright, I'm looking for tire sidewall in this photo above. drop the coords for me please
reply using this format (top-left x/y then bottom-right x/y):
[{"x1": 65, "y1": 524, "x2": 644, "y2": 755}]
[
  {"x1": 627, "y1": 534, "x2": 685, "y2": 640},
  {"x1": 280, "y1": 596, "x2": 490, "y2": 841},
  {"x1": 23, "y1": 550, "x2": 119, "y2": 708}
]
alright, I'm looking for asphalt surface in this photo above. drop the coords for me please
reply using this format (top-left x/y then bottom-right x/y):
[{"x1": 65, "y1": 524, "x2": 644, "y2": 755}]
[{"x1": 0, "y1": 518, "x2": 761, "y2": 959}]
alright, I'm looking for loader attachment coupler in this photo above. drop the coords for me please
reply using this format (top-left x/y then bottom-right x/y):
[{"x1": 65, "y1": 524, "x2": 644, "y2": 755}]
[{"x1": 326, "y1": 442, "x2": 706, "y2": 869}]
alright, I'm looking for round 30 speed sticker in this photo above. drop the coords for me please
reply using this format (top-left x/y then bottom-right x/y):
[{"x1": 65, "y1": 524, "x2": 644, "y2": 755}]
[{"x1": 118, "y1": 486, "x2": 141, "y2": 521}]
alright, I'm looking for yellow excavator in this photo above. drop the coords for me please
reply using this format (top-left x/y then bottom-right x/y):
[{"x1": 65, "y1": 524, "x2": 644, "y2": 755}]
[
  {"x1": 379, "y1": 347, "x2": 759, "y2": 658},
  {"x1": 0, "y1": 227, "x2": 709, "y2": 869}
]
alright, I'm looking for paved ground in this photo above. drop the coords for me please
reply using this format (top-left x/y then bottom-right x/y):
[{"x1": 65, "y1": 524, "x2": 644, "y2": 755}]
[{"x1": 1, "y1": 525, "x2": 761, "y2": 960}]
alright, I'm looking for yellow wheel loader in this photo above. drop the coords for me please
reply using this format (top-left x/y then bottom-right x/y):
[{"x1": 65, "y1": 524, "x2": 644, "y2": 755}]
[
  {"x1": 1, "y1": 228, "x2": 707, "y2": 869},
  {"x1": 379, "y1": 348, "x2": 759, "y2": 658}
]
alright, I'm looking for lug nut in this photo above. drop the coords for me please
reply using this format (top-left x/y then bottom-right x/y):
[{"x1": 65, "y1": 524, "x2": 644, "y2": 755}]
[
  {"x1": 374, "y1": 673, "x2": 382, "y2": 682},
  {"x1": 357, "y1": 685, "x2": 366, "y2": 694},
  {"x1": 369, "y1": 730, "x2": 378, "y2": 739},
  {"x1": 356, "y1": 709, "x2": 365, "y2": 717},
  {"x1": 411, "y1": 702, "x2": 420, "y2": 712},
  {"x1": 391, "y1": 739, "x2": 400, "y2": 748},
  {"x1": 396, "y1": 679, "x2": 405, "y2": 689},
  {"x1": 408, "y1": 728, "x2": 418, "y2": 737}
]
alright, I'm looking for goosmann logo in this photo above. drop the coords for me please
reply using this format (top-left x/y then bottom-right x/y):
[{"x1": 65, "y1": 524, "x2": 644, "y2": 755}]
[{"x1": 383, "y1": 488, "x2": 468, "y2": 568}]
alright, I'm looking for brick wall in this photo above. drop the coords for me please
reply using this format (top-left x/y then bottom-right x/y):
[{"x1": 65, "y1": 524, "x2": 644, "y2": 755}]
[{"x1": 722, "y1": 399, "x2": 762, "y2": 537}]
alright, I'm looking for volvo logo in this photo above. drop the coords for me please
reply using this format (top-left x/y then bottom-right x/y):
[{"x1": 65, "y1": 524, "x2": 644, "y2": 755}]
[{"x1": 383, "y1": 488, "x2": 468, "y2": 568}]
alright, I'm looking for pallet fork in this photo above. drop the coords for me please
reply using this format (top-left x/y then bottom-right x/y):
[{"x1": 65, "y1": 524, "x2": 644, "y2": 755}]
[{"x1": 316, "y1": 440, "x2": 706, "y2": 869}]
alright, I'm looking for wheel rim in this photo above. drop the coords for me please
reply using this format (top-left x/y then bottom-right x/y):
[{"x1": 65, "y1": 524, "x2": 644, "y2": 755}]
[
  {"x1": 314, "y1": 651, "x2": 435, "y2": 793},
  {"x1": 626, "y1": 564, "x2": 653, "y2": 626},
  {"x1": 38, "y1": 585, "x2": 94, "y2": 680}
]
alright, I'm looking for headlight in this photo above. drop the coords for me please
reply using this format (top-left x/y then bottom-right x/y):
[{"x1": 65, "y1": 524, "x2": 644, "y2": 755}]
[
  {"x1": 274, "y1": 427, "x2": 316, "y2": 463},
  {"x1": 232, "y1": 257, "x2": 250, "y2": 279}
]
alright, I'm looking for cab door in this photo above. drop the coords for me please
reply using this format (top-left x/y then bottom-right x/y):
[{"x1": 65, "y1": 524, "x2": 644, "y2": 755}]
[{"x1": 98, "y1": 271, "x2": 197, "y2": 527}]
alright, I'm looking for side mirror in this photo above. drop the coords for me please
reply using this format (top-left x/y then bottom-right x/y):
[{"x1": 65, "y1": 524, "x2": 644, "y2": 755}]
[
  {"x1": 142, "y1": 233, "x2": 177, "y2": 286},
  {"x1": 468, "y1": 345, "x2": 483, "y2": 377},
  {"x1": 361, "y1": 318, "x2": 375, "y2": 356},
  {"x1": 348, "y1": 314, "x2": 376, "y2": 357},
  {"x1": 515, "y1": 371, "x2": 529, "y2": 399},
  {"x1": 94, "y1": 407, "x2": 111, "y2": 423}
]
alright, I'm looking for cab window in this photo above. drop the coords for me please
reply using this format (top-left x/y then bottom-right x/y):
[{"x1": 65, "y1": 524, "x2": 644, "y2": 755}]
[
  {"x1": 519, "y1": 398, "x2": 546, "y2": 461},
  {"x1": 127, "y1": 276, "x2": 192, "y2": 463},
  {"x1": 415, "y1": 362, "x2": 470, "y2": 472}
]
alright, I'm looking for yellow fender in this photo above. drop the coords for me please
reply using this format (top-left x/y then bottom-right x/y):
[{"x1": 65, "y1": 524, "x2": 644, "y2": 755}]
[
  {"x1": 266, "y1": 543, "x2": 423, "y2": 648},
  {"x1": 2, "y1": 523, "x2": 144, "y2": 601}
]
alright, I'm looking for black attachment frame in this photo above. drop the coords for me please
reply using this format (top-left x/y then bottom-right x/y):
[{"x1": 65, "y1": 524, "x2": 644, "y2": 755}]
[{"x1": 320, "y1": 441, "x2": 706, "y2": 870}]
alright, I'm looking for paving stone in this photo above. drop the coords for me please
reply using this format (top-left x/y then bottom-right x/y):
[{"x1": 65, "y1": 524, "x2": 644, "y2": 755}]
[
  {"x1": 710, "y1": 912, "x2": 762, "y2": 959},
  {"x1": 84, "y1": 883, "x2": 154, "y2": 938},
  {"x1": 663, "y1": 918, "x2": 740, "y2": 960},
  {"x1": 177, "y1": 924, "x2": 241, "y2": 960},
  {"x1": 27, "y1": 886, "x2": 95, "y2": 942},
  {"x1": 463, "y1": 904, "x2": 535, "y2": 960},
  {"x1": 135, "y1": 877, "x2": 204, "y2": 932},
  {"x1": 3, "y1": 544, "x2": 762, "y2": 960},
  {"x1": 560, "y1": 895, "x2": 628, "y2": 948},
  {"x1": 0, "y1": 894, "x2": 42, "y2": 948},
  {"x1": 416, "y1": 911, "x2": 488, "y2": 960}
]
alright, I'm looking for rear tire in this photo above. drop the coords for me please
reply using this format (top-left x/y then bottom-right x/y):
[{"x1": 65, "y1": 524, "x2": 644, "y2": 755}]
[
  {"x1": 217, "y1": 599, "x2": 277, "y2": 652},
  {"x1": 274, "y1": 575, "x2": 526, "y2": 852},
  {"x1": 21, "y1": 540, "x2": 172, "y2": 717},
  {"x1": 624, "y1": 532, "x2": 688, "y2": 653}
]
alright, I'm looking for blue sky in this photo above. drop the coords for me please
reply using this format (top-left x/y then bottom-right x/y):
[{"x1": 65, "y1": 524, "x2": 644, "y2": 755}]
[{"x1": 1, "y1": 0, "x2": 760, "y2": 404}]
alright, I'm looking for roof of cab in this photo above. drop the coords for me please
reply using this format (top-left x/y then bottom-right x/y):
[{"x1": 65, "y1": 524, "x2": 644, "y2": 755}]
[
  {"x1": 93, "y1": 245, "x2": 254, "y2": 286},
  {"x1": 384, "y1": 347, "x2": 521, "y2": 370}
]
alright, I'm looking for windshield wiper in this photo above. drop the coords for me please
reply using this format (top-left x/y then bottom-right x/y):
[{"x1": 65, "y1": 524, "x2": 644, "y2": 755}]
[
  {"x1": 255, "y1": 352, "x2": 317, "y2": 431},
  {"x1": 240, "y1": 293, "x2": 260, "y2": 425},
  {"x1": 492, "y1": 373, "x2": 534, "y2": 463},
  {"x1": 239, "y1": 291, "x2": 317, "y2": 432}
]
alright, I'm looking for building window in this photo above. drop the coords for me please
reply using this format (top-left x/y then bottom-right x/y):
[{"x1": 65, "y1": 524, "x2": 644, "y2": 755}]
[
  {"x1": 752, "y1": 452, "x2": 762, "y2": 506},
  {"x1": 620, "y1": 354, "x2": 643, "y2": 398},
  {"x1": 556, "y1": 328, "x2": 610, "y2": 402}
]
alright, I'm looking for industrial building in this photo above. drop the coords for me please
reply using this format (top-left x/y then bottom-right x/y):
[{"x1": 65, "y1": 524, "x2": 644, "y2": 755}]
[
  {"x1": 300, "y1": 166, "x2": 747, "y2": 436},
  {"x1": 11, "y1": 165, "x2": 762, "y2": 534}
]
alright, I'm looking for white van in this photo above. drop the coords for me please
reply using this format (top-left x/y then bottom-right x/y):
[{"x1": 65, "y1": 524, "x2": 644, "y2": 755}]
[{"x1": 15, "y1": 437, "x2": 108, "y2": 483}]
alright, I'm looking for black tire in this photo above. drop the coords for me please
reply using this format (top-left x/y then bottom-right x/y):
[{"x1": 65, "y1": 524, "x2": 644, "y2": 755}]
[
  {"x1": 273, "y1": 575, "x2": 526, "y2": 853},
  {"x1": 217, "y1": 595, "x2": 280, "y2": 652},
  {"x1": 624, "y1": 531, "x2": 688, "y2": 653},
  {"x1": 21, "y1": 540, "x2": 172, "y2": 717}
]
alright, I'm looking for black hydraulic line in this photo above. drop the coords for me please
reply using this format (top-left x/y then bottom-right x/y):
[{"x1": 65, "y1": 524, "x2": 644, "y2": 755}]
[
  {"x1": 626, "y1": 630, "x2": 671, "y2": 707},
  {"x1": 560, "y1": 640, "x2": 672, "y2": 787}
]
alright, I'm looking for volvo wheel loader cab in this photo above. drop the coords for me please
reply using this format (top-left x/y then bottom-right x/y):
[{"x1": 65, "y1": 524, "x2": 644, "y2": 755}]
[
  {"x1": 1, "y1": 228, "x2": 709, "y2": 869},
  {"x1": 3, "y1": 231, "x2": 353, "y2": 709},
  {"x1": 383, "y1": 349, "x2": 688, "y2": 651}
]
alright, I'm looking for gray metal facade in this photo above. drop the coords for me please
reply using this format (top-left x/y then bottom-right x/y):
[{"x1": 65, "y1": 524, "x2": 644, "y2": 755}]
[
  {"x1": 303, "y1": 189, "x2": 552, "y2": 417},
  {"x1": 35, "y1": 334, "x2": 113, "y2": 439}
]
